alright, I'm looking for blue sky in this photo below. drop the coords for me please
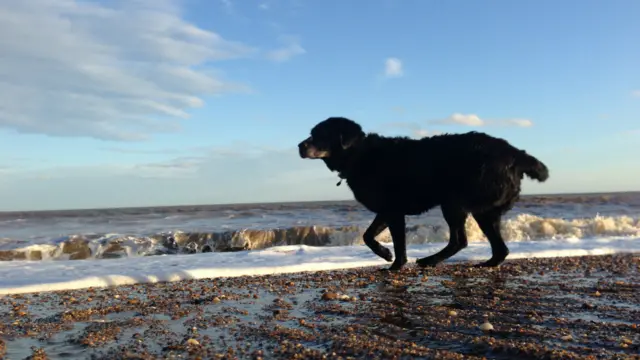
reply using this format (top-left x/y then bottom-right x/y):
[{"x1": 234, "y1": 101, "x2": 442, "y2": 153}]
[{"x1": 0, "y1": 0, "x2": 638, "y2": 211}]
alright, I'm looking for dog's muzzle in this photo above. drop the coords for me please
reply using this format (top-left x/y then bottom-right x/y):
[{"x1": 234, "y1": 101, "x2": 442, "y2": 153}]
[
  {"x1": 299, "y1": 136, "x2": 329, "y2": 159},
  {"x1": 298, "y1": 139, "x2": 310, "y2": 158}
]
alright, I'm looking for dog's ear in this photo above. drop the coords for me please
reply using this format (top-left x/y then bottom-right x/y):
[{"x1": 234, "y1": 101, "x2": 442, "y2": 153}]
[
  {"x1": 337, "y1": 121, "x2": 365, "y2": 150},
  {"x1": 340, "y1": 134, "x2": 361, "y2": 149}
]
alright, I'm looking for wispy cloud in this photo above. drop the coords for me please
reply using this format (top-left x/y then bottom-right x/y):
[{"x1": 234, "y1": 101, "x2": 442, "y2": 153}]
[
  {"x1": 502, "y1": 118, "x2": 533, "y2": 127},
  {"x1": 412, "y1": 129, "x2": 440, "y2": 138},
  {"x1": 100, "y1": 147, "x2": 187, "y2": 155},
  {"x1": 437, "y1": 113, "x2": 485, "y2": 126},
  {"x1": 266, "y1": 36, "x2": 306, "y2": 62},
  {"x1": 0, "y1": 147, "x2": 351, "y2": 210},
  {"x1": 383, "y1": 121, "x2": 441, "y2": 139},
  {"x1": 631, "y1": 90, "x2": 640, "y2": 98},
  {"x1": 0, "y1": 0, "x2": 256, "y2": 141},
  {"x1": 220, "y1": 0, "x2": 234, "y2": 13},
  {"x1": 384, "y1": 57, "x2": 403, "y2": 78},
  {"x1": 431, "y1": 113, "x2": 533, "y2": 128}
]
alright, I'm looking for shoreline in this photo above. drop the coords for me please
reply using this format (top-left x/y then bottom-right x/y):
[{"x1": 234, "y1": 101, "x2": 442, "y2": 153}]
[
  {"x1": 1, "y1": 253, "x2": 638, "y2": 359},
  {"x1": 3, "y1": 237, "x2": 639, "y2": 296}
]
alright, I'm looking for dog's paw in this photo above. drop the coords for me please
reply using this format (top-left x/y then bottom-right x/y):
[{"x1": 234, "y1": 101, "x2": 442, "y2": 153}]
[
  {"x1": 377, "y1": 247, "x2": 394, "y2": 262},
  {"x1": 388, "y1": 260, "x2": 406, "y2": 271},
  {"x1": 379, "y1": 261, "x2": 406, "y2": 272},
  {"x1": 416, "y1": 256, "x2": 441, "y2": 268},
  {"x1": 379, "y1": 258, "x2": 407, "y2": 272}
]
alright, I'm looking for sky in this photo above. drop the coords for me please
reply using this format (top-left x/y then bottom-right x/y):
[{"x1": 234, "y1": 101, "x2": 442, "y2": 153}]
[{"x1": 0, "y1": 0, "x2": 639, "y2": 211}]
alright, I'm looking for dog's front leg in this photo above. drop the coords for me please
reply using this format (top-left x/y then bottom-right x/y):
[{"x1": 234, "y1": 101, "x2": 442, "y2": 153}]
[
  {"x1": 385, "y1": 214, "x2": 408, "y2": 271},
  {"x1": 363, "y1": 214, "x2": 393, "y2": 262}
]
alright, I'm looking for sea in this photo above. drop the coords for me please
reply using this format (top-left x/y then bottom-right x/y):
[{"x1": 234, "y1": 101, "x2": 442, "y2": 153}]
[{"x1": 1, "y1": 192, "x2": 639, "y2": 263}]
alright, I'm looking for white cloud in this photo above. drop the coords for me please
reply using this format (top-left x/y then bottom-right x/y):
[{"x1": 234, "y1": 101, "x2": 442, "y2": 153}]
[
  {"x1": 412, "y1": 129, "x2": 436, "y2": 138},
  {"x1": 441, "y1": 113, "x2": 485, "y2": 126},
  {"x1": 267, "y1": 36, "x2": 306, "y2": 62},
  {"x1": 0, "y1": 0, "x2": 257, "y2": 141},
  {"x1": 384, "y1": 57, "x2": 403, "y2": 78},
  {"x1": 632, "y1": 90, "x2": 640, "y2": 98},
  {"x1": 259, "y1": 3, "x2": 270, "y2": 10},
  {"x1": 503, "y1": 118, "x2": 533, "y2": 127},
  {"x1": 433, "y1": 113, "x2": 533, "y2": 128}
]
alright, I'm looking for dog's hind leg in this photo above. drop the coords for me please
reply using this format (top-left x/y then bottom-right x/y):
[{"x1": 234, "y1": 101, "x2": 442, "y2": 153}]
[
  {"x1": 383, "y1": 214, "x2": 408, "y2": 271},
  {"x1": 416, "y1": 205, "x2": 468, "y2": 268},
  {"x1": 472, "y1": 210, "x2": 509, "y2": 267},
  {"x1": 363, "y1": 214, "x2": 393, "y2": 262}
]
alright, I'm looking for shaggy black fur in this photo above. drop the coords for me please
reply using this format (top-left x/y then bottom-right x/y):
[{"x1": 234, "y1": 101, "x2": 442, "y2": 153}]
[{"x1": 298, "y1": 117, "x2": 549, "y2": 271}]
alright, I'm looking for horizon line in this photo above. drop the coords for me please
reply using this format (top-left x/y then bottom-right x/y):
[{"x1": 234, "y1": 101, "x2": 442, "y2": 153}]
[{"x1": 1, "y1": 189, "x2": 638, "y2": 214}]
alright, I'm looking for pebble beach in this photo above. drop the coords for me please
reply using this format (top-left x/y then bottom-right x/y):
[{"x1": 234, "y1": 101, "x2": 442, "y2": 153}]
[{"x1": 1, "y1": 253, "x2": 638, "y2": 359}]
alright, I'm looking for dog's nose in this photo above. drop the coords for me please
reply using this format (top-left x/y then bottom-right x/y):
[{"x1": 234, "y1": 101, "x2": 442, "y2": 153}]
[{"x1": 298, "y1": 141, "x2": 308, "y2": 158}]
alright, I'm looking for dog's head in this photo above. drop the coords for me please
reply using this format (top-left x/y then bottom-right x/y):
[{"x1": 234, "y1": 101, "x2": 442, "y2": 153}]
[{"x1": 298, "y1": 117, "x2": 365, "y2": 159}]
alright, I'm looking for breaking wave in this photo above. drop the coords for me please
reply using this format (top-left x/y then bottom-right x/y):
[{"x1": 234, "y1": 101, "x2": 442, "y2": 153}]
[{"x1": 1, "y1": 214, "x2": 639, "y2": 261}]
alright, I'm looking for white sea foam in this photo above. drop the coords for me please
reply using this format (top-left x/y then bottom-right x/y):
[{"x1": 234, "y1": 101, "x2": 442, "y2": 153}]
[
  {"x1": 0, "y1": 236, "x2": 638, "y2": 295},
  {"x1": 1, "y1": 214, "x2": 639, "y2": 261},
  {"x1": 338, "y1": 213, "x2": 640, "y2": 246}
]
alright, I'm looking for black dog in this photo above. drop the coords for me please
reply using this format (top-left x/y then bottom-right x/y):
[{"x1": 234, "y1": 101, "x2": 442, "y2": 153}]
[{"x1": 298, "y1": 117, "x2": 549, "y2": 271}]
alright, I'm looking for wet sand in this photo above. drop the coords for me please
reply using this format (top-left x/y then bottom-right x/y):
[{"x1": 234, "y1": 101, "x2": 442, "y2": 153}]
[{"x1": 1, "y1": 253, "x2": 638, "y2": 359}]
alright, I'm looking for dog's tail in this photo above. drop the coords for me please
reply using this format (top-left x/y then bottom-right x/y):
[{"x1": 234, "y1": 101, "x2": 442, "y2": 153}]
[{"x1": 516, "y1": 151, "x2": 549, "y2": 182}]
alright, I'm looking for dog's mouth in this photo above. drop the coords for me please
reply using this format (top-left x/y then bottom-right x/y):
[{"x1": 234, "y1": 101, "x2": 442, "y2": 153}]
[
  {"x1": 299, "y1": 147, "x2": 330, "y2": 159},
  {"x1": 298, "y1": 139, "x2": 330, "y2": 159}
]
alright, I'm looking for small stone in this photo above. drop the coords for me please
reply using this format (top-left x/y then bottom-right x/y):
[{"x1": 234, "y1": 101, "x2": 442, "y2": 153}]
[
  {"x1": 593, "y1": 291, "x2": 601, "y2": 297},
  {"x1": 321, "y1": 292, "x2": 338, "y2": 301},
  {"x1": 479, "y1": 322, "x2": 493, "y2": 331},
  {"x1": 582, "y1": 302, "x2": 595, "y2": 310},
  {"x1": 448, "y1": 310, "x2": 457, "y2": 316},
  {"x1": 561, "y1": 334, "x2": 573, "y2": 341},
  {"x1": 620, "y1": 337, "x2": 632, "y2": 345},
  {"x1": 212, "y1": 297, "x2": 221, "y2": 303},
  {"x1": 186, "y1": 338, "x2": 200, "y2": 346}
]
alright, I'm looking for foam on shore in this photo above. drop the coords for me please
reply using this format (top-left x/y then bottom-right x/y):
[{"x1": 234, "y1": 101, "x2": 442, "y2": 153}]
[{"x1": 1, "y1": 236, "x2": 638, "y2": 295}]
